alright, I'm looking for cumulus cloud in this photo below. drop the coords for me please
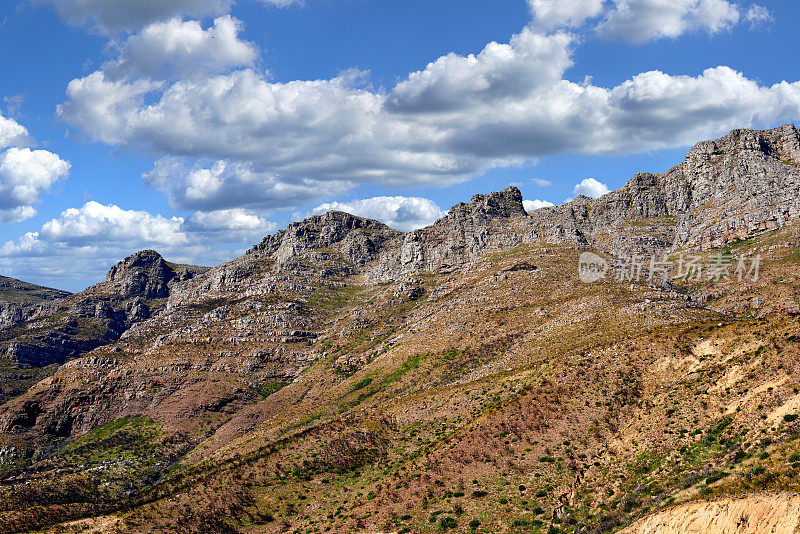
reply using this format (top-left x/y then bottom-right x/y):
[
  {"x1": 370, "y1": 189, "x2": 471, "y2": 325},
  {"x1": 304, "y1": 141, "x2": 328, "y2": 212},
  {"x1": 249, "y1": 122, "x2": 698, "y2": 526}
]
[
  {"x1": 529, "y1": 0, "x2": 750, "y2": 43},
  {"x1": 311, "y1": 196, "x2": 444, "y2": 232},
  {"x1": 532, "y1": 178, "x2": 552, "y2": 187},
  {"x1": 0, "y1": 201, "x2": 277, "y2": 287},
  {"x1": 36, "y1": 0, "x2": 231, "y2": 34},
  {"x1": 0, "y1": 147, "x2": 71, "y2": 221},
  {"x1": 143, "y1": 157, "x2": 352, "y2": 211},
  {"x1": 0, "y1": 207, "x2": 37, "y2": 224},
  {"x1": 0, "y1": 114, "x2": 29, "y2": 149},
  {"x1": 596, "y1": 0, "x2": 740, "y2": 44},
  {"x1": 58, "y1": 22, "x2": 800, "y2": 207},
  {"x1": 105, "y1": 16, "x2": 258, "y2": 81},
  {"x1": 37, "y1": 201, "x2": 187, "y2": 247},
  {"x1": 389, "y1": 29, "x2": 573, "y2": 113},
  {"x1": 523, "y1": 199, "x2": 555, "y2": 211},
  {"x1": 36, "y1": 0, "x2": 301, "y2": 34},
  {"x1": 528, "y1": 0, "x2": 605, "y2": 31},
  {"x1": 572, "y1": 178, "x2": 610, "y2": 198},
  {"x1": 184, "y1": 208, "x2": 277, "y2": 241}
]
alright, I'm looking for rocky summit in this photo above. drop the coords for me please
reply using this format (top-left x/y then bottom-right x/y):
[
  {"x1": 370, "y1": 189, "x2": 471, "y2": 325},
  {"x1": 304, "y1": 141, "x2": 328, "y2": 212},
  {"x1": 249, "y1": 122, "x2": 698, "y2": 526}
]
[{"x1": 1, "y1": 125, "x2": 800, "y2": 533}]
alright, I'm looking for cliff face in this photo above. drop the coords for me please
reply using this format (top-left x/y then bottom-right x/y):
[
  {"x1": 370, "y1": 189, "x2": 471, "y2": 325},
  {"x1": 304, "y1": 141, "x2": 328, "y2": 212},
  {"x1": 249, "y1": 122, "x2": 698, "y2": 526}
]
[
  {"x1": 1, "y1": 125, "x2": 798, "y2": 374},
  {"x1": 527, "y1": 124, "x2": 800, "y2": 255},
  {"x1": 0, "y1": 276, "x2": 70, "y2": 330}
]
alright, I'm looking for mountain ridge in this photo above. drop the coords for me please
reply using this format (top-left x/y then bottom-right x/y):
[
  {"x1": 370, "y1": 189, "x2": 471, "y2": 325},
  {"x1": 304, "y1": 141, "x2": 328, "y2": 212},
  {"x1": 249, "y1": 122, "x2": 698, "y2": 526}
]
[{"x1": 1, "y1": 124, "x2": 800, "y2": 533}]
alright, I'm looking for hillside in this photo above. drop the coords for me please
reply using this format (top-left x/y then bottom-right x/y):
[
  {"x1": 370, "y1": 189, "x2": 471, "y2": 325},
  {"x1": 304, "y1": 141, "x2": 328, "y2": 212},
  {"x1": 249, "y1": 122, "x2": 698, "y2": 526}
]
[
  {"x1": 0, "y1": 125, "x2": 799, "y2": 533},
  {"x1": 0, "y1": 276, "x2": 69, "y2": 306}
]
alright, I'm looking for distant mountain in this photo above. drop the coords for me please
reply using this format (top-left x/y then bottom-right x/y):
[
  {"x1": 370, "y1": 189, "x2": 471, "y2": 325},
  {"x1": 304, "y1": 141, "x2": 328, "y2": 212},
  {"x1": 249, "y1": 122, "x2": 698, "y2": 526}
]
[
  {"x1": 0, "y1": 251, "x2": 209, "y2": 404},
  {"x1": 1, "y1": 126, "x2": 800, "y2": 533},
  {"x1": 0, "y1": 275, "x2": 69, "y2": 305}
]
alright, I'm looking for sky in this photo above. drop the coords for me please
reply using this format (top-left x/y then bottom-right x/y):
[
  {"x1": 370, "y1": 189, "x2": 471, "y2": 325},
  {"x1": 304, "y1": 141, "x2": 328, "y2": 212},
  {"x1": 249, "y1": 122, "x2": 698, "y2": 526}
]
[{"x1": 0, "y1": 0, "x2": 798, "y2": 291}]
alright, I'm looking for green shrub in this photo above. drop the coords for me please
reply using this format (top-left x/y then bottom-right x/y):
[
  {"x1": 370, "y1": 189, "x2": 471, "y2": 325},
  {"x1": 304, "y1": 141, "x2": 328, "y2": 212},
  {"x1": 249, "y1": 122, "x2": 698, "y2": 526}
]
[
  {"x1": 705, "y1": 471, "x2": 728, "y2": 485},
  {"x1": 469, "y1": 519, "x2": 481, "y2": 529},
  {"x1": 352, "y1": 377, "x2": 373, "y2": 391},
  {"x1": 439, "y1": 516, "x2": 457, "y2": 529}
]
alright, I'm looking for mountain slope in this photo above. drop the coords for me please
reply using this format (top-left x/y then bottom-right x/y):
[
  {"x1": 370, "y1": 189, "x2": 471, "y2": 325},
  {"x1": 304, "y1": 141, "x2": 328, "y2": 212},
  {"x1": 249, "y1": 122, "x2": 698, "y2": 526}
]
[
  {"x1": 0, "y1": 276, "x2": 69, "y2": 306},
  {"x1": 0, "y1": 125, "x2": 800, "y2": 533}
]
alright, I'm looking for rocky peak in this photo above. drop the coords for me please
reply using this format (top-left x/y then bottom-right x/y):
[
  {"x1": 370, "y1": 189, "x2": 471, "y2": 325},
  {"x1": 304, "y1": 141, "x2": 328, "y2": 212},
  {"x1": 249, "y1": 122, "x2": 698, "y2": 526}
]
[
  {"x1": 106, "y1": 250, "x2": 176, "y2": 299},
  {"x1": 526, "y1": 123, "x2": 800, "y2": 255},
  {"x1": 252, "y1": 211, "x2": 401, "y2": 265},
  {"x1": 442, "y1": 186, "x2": 526, "y2": 223}
]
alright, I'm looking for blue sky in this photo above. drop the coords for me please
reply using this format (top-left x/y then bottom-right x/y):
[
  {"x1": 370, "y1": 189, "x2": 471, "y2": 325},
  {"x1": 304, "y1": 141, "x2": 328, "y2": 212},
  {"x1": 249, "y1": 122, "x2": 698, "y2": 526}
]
[{"x1": 0, "y1": 0, "x2": 797, "y2": 291}]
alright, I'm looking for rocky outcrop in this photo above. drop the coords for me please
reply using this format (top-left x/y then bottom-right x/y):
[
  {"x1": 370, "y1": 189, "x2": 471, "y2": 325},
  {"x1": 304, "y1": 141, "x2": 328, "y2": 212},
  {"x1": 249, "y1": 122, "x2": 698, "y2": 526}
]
[
  {"x1": 0, "y1": 276, "x2": 70, "y2": 330},
  {"x1": 106, "y1": 250, "x2": 190, "y2": 299},
  {"x1": 369, "y1": 187, "x2": 529, "y2": 281},
  {"x1": 250, "y1": 211, "x2": 401, "y2": 267},
  {"x1": 0, "y1": 251, "x2": 208, "y2": 369},
  {"x1": 622, "y1": 493, "x2": 800, "y2": 534},
  {"x1": 528, "y1": 124, "x2": 800, "y2": 256}
]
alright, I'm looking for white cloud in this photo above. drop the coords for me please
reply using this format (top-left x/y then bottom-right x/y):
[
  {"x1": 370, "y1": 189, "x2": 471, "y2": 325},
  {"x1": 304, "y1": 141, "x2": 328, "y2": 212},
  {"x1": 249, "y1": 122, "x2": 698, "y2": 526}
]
[
  {"x1": 184, "y1": 208, "x2": 277, "y2": 242},
  {"x1": 36, "y1": 0, "x2": 232, "y2": 34},
  {"x1": 311, "y1": 196, "x2": 444, "y2": 232},
  {"x1": 389, "y1": 29, "x2": 573, "y2": 112},
  {"x1": 596, "y1": 0, "x2": 740, "y2": 44},
  {"x1": 0, "y1": 202, "x2": 278, "y2": 287},
  {"x1": 0, "y1": 202, "x2": 188, "y2": 289},
  {"x1": 0, "y1": 147, "x2": 70, "y2": 221},
  {"x1": 0, "y1": 114, "x2": 29, "y2": 149},
  {"x1": 37, "y1": 201, "x2": 187, "y2": 247},
  {"x1": 528, "y1": 0, "x2": 605, "y2": 31},
  {"x1": 532, "y1": 178, "x2": 552, "y2": 187},
  {"x1": 572, "y1": 178, "x2": 610, "y2": 198},
  {"x1": 143, "y1": 157, "x2": 353, "y2": 211},
  {"x1": 105, "y1": 16, "x2": 258, "y2": 81},
  {"x1": 36, "y1": 0, "x2": 303, "y2": 35},
  {"x1": 745, "y1": 5, "x2": 773, "y2": 27},
  {"x1": 523, "y1": 199, "x2": 555, "y2": 211},
  {"x1": 57, "y1": 72, "x2": 159, "y2": 145},
  {"x1": 59, "y1": 24, "x2": 800, "y2": 203},
  {"x1": 0, "y1": 206, "x2": 37, "y2": 223}
]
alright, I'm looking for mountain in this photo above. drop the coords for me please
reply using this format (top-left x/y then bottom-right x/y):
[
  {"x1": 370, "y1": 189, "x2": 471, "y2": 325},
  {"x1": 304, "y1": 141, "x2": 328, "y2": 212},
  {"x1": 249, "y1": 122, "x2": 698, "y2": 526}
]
[
  {"x1": 0, "y1": 276, "x2": 69, "y2": 306},
  {"x1": 0, "y1": 125, "x2": 799, "y2": 533},
  {"x1": 0, "y1": 251, "x2": 208, "y2": 405},
  {"x1": 0, "y1": 275, "x2": 69, "y2": 329}
]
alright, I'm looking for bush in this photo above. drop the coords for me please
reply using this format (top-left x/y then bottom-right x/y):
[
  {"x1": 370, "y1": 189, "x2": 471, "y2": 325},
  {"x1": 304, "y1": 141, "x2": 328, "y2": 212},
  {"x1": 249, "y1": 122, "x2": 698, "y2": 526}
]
[
  {"x1": 499, "y1": 497, "x2": 508, "y2": 504},
  {"x1": 469, "y1": 519, "x2": 481, "y2": 529},
  {"x1": 705, "y1": 471, "x2": 728, "y2": 485},
  {"x1": 471, "y1": 490, "x2": 488, "y2": 498},
  {"x1": 439, "y1": 516, "x2": 457, "y2": 529},
  {"x1": 784, "y1": 414, "x2": 798, "y2": 423}
]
